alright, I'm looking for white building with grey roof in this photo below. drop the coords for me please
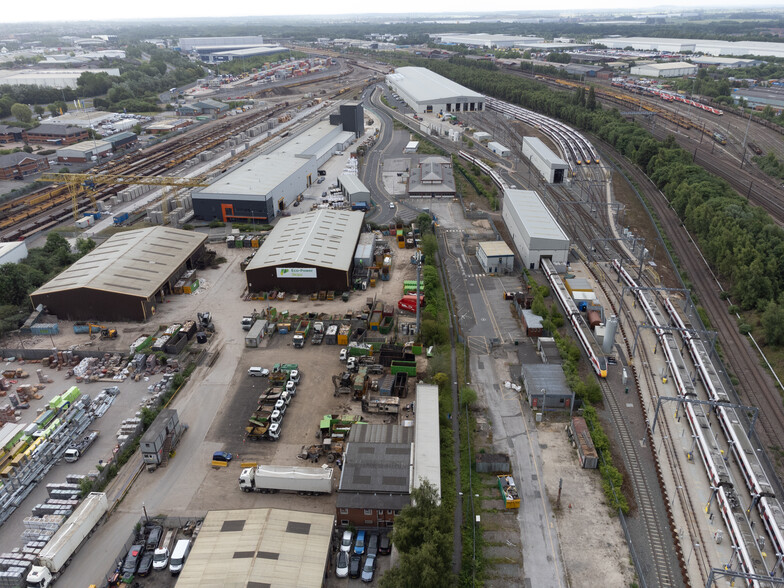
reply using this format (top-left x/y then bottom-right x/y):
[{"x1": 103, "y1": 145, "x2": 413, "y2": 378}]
[
  {"x1": 502, "y1": 189, "x2": 570, "y2": 270},
  {"x1": 386, "y1": 66, "x2": 485, "y2": 115}
]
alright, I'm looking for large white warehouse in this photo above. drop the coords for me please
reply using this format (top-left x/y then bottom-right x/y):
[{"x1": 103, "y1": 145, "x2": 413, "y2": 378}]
[
  {"x1": 592, "y1": 36, "x2": 784, "y2": 59},
  {"x1": 502, "y1": 189, "x2": 570, "y2": 270},
  {"x1": 630, "y1": 62, "x2": 697, "y2": 78},
  {"x1": 386, "y1": 67, "x2": 485, "y2": 115},
  {"x1": 434, "y1": 34, "x2": 544, "y2": 48},
  {"x1": 522, "y1": 137, "x2": 568, "y2": 184},
  {"x1": 0, "y1": 69, "x2": 120, "y2": 89}
]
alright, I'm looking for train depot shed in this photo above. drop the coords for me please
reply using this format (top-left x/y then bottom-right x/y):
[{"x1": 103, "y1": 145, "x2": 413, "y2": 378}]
[
  {"x1": 245, "y1": 209, "x2": 364, "y2": 294},
  {"x1": 30, "y1": 227, "x2": 207, "y2": 322},
  {"x1": 176, "y1": 508, "x2": 334, "y2": 587},
  {"x1": 476, "y1": 241, "x2": 515, "y2": 274},
  {"x1": 522, "y1": 137, "x2": 568, "y2": 184},
  {"x1": 385, "y1": 66, "x2": 485, "y2": 114},
  {"x1": 501, "y1": 189, "x2": 570, "y2": 270}
]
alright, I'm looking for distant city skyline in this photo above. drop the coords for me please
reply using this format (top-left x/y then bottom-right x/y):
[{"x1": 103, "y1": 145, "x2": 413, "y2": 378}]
[{"x1": 4, "y1": 2, "x2": 784, "y2": 25}]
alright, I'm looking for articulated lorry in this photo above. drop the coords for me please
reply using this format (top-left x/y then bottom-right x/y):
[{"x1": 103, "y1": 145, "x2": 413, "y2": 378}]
[
  {"x1": 292, "y1": 321, "x2": 311, "y2": 348},
  {"x1": 26, "y1": 492, "x2": 109, "y2": 587},
  {"x1": 63, "y1": 430, "x2": 99, "y2": 463},
  {"x1": 238, "y1": 465, "x2": 333, "y2": 495}
]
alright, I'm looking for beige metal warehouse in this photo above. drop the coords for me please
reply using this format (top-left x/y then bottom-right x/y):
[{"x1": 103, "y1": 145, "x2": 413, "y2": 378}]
[{"x1": 176, "y1": 508, "x2": 334, "y2": 587}]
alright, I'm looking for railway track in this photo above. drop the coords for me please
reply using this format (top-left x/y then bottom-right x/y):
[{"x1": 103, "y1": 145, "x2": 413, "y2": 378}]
[{"x1": 601, "y1": 140, "x2": 784, "y2": 478}]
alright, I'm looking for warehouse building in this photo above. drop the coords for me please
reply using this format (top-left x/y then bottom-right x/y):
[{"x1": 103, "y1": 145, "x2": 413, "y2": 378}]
[
  {"x1": 414, "y1": 383, "x2": 441, "y2": 500},
  {"x1": 179, "y1": 36, "x2": 265, "y2": 51},
  {"x1": 245, "y1": 209, "x2": 364, "y2": 294},
  {"x1": 732, "y1": 87, "x2": 784, "y2": 111},
  {"x1": 521, "y1": 364, "x2": 574, "y2": 411},
  {"x1": 24, "y1": 124, "x2": 88, "y2": 146},
  {"x1": 0, "y1": 68, "x2": 120, "y2": 89},
  {"x1": 386, "y1": 66, "x2": 485, "y2": 114},
  {"x1": 476, "y1": 241, "x2": 515, "y2": 274},
  {"x1": 488, "y1": 141, "x2": 511, "y2": 157},
  {"x1": 104, "y1": 131, "x2": 138, "y2": 153},
  {"x1": 0, "y1": 153, "x2": 49, "y2": 180},
  {"x1": 30, "y1": 227, "x2": 207, "y2": 322},
  {"x1": 630, "y1": 62, "x2": 697, "y2": 78},
  {"x1": 176, "y1": 99, "x2": 229, "y2": 117},
  {"x1": 340, "y1": 102, "x2": 365, "y2": 138},
  {"x1": 522, "y1": 137, "x2": 568, "y2": 184},
  {"x1": 56, "y1": 139, "x2": 112, "y2": 163},
  {"x1": 592, "y1": 36, "x2": 784, "y2": 58},
  {"x1": 433, "y1": 33, "x2": 545, "y2": 48},
  {"x1": 176, "y1": 508, "x2": 333, "y2": 587},
  {"x1": 206, "y1": 44, "x2": 285, "y2": 63},
  {"x1": 408, "y1": 156, "x2": 455, "y2": 198},
  {"x1": 0, "y1": 242, "x2": 28, "y2": 265},
  {"x1": 337, "y1": 173, "x2": 370, "y2": 205},
  {"x1": 502, "y1": 189, "x2": 570, "y2": 270},
  {"x1": 689, "y1": 56, "x2": 764, "y2": 69},
  {"x1": 193, "y1": 119, "x2": 354, "y2": 222}
]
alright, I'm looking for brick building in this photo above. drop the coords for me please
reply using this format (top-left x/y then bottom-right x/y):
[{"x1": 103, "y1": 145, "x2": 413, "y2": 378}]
[
  {"x1": 0, "y1": 124, "x2": 24, "y2": 144},
  {"x1": 0, "y1": 152, "x2": 50, "y2": 180},
  {"x1": 24, "y1": 124, "x2": 89, "y2": 145}
]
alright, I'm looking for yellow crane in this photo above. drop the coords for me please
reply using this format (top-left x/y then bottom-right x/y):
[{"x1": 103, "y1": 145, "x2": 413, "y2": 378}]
[{"x1": 39, "y1": 173, "x2": 210, "y2": 220}]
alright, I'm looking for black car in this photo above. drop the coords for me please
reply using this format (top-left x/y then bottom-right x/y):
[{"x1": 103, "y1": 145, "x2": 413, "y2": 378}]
[
  {"x1": 378, "y1": 534, "x2": 391, "y2": 555},
  {"x1": 137, "y1": 551, "x2": 154, "y2": 577},
  {"x1": 121, "y1": 544, "x2": 144, "y2": 580},
  {"x1": 349, "y1": 553, "x2": 362, "y2": 578},
  {"x1": 145, "y1": 525, "x2": 163, "y2": 551}
]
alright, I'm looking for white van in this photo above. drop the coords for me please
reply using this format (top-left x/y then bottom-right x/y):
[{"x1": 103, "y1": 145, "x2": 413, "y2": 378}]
[{"x1": 169, "y1": 539, "x2": 191, "y2": 575}]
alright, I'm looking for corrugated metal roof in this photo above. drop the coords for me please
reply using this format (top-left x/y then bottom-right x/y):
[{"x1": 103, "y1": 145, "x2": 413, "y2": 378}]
[
  {"x1": 32, "y1": 227, "x2": 206, "y2": 298},
  {"x1": 348, "y1": 423, "x2": 413, "y2": 444},
  {"x1": 505, "y1": 189, "x2": 569, "y2": 243},
  {"x1": 478, "y1": 241, "x2": 514, "y2": 258},
  {"x1": 246, "y1": 209, "x2": 364, "y2": 272},
  {"x1": 414, "y1": 384, "x2": 441, "y2": 499},
  {"x1": 386, "y1": 66, "x2": 484, "y2": 103},
  {"x1": 338, "y1": 173, "x2": 369, "y2": 196},
  {"x1": 56, "y1": 139, "x2": 112, "y2": 154},
  {"x1": 523, "y1": 136, "x2": 568, "y2": 167},
  {"x1": 521, "y1": 309, "x2": 544, "y2": 329},
  {"x1": 176, "y1": 508, "x2": 333, "y2": 587},
  {"x1": 339, "y1": 441, "x2": 412, "y2": 493},
  {"x1": 521, "y1": 364, "x2": 570, "y2": 396}
]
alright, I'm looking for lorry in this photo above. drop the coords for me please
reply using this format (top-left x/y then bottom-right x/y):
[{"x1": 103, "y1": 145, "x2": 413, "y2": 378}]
[
  {"x1": 112, "y1": 212, "x2": 129, "y2": 226},
  {"x1": 398, "y1": 294, "x2": 426, "y2": 314},
  {"x1": 26, "y1": 492, "x2": 109, "y2": 587},
  {"x1": 63, "y1": 430, "x2": 99, "y2": 463},
  {"x1": 292, "y1": 320, "x2": 311, "y2": 348},
  {"x1": 238, "y1": 465, "x2": 333, "y2": 495}
]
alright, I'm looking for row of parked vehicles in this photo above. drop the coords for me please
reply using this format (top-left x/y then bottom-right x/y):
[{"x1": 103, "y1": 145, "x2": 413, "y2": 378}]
[
  {"x1": 118, "y1": 524, "x2": 191, "y2": 581},
  {"x1": 336, "y1": 530, "x2": 390, "y2": 581}
]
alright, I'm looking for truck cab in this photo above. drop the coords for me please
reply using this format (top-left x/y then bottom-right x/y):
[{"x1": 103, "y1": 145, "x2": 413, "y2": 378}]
[
  {"x1": 26, "y1": 567, "x2": 53, "y2": 588},
  {"x1": 268, "y1": 423, "x2": 281, "y2": 440},
  {"x1": 63, "y1": 448, "x2": 80, "y2": 462},
  {"x1": 285, "y1": 381, "x2": 297, "y2": 396}
]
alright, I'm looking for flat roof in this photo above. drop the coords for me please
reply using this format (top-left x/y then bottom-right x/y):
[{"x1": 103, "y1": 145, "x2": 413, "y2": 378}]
[
  {"x1": 47, "y1": 111, "x2": 116, "y2": 127},
  {"x1": 199, "y1": 120, "x2": 338, "y2": 197},
  {"x1": 523, "y1": 136, "x2": 568, "y2": 167},
  {"x1": 478, "y1": 241, "x2": 514, "y2": 258},
  {"x1": 212, "y1": 45, "x2": 285, "y2": 57},
  {"x1": 32, "y1": 227, "x2": 206, "y2": 299},
  {"x1": 634, "y1": 61, "x2": 696, "y2": 71},
  {"x1": 339, "y1": 441, "x2": 412, "y2": 494},
  {"x1": 176, "y1": 508, "x2": 333, "y2": 588},
  {"x1": 505, "y1": 189, "x2": 569, "y2": 243},
  {"x1": 246, "y1": 209, "x2": 364, "y2": 272},
  {"x1": 386, "y1": 66, "x2": 483, "y2": 103},
  {"x1": 56, "y1": 139, "x2": 112, "y2": 154},
  {"x1": 0, "y1": 241, "x2": 27, "y2": 258},
  {"x1": 349, "y1": 423, "x2": 414, "y2": 444},
  {"x1": 488, "y1": 141, "x2": 510, "y2": 151},
  {"x1": 414, "y1": 384, "x2": 441, "y2": 499},
  {"x1": 338, "y1": 173, "x2": 369, "y2": 195},
  {"x1": 521, "y1": 364, "x2": 570, "y2": 396}
]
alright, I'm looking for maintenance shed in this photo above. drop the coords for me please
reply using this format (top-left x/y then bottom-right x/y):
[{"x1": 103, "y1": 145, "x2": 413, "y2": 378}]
[
  {"x1": 56, "y1": 139, "x2": 112, "y2": 163},
  {"x1": 502, "y1": 189, "x2": 569, "y2": 270},
  {"x1": 522, "y1": 137, "x2": 568, "y2": 184},
  {"x1": 488, "y1": 141, "x2": 511, "y2": 157},
  {"x1": 386, "y1": 66, "x2": 485, "y2": 114},
  {"x1": 176, "y1": 508, "x2": 334, "y2": 587},
  {"x1": 521, "y1": 364, "x2": 573, "y2": 411},
  {"x1": 476, "y1": 241, "x2": 515, "y2": 274},
  {"x1": 337, "y1": 173, "x2": 370, "y2": 204},
  {"x1": 30, "y1": 227, "x2": 207, "y2": 322},
  {"x1": 245, "y1": 209, "x2": 364, "y2": 294}
]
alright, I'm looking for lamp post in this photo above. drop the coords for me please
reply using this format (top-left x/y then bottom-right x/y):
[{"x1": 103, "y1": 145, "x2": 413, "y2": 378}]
[{"x1": 686, "y1": 542, "x2": 700, "y2": 566}]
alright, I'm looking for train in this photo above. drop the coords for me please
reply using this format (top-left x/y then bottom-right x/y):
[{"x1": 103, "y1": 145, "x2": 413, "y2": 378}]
[
  {"x1": 611, "y1": 79, "x2": 723, "y2": 116},
  {"x1": 541, "y1": 258, "x2": 607, "y2": 378},
  {"x1": 612, "y1": 259, "x2": 770, "y2": 585},
  {"x1": 457, "y1": 151, "x2": 508, "y2": 192}
]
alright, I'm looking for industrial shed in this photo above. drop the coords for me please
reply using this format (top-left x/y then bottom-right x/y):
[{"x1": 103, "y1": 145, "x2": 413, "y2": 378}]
[
  {"x1": 521, "y1": 364, "x2": 573, "y2": 411},
  {"x1": 30, "y1": 227, "x2": 207, "y2": 322},
  {"x1": 245, "y1": 209, "x2": 364, "y2": 294},
  {"x1": 176, "y1": 508, "x2": 334, "y2": 587},
  {"x1": 476, "y1": 241, "x2": 515, "y2": 274},
  {"x1": 522, "y1": 137, "x2": 568, "y2": 184},
  {"x1": 502, "y1": 189, "x2": 570, "y2": 270},
  {"x1": 386, "y1": 66, "x2": 485, "y2": 114},
  {"x1": 338, "y1": 173, "x2": 370, "y2": 204},
  {"x1": 0, "y1": 241, "x2": 28, "y2": 264},
  {"x1": 488, "y1": 141, "x2": 511, "y2": 157},
  {"x1": 56, "y1": 139, "x2": 112, "y2": 162},
  {"x1": 630, "y1": 61, "x2": 697, "y2": 78}
]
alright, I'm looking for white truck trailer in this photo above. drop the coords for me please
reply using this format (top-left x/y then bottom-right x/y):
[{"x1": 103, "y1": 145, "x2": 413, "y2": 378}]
[
  {"x1": 238, "y1": 465, "x2": 333, "y2": 495},
  {"x1": 26, "y1": 492, "x2": 109, "y2": 587},
  {"x1": 63, "y1": 430, "x2": 99, "y2": 463}
]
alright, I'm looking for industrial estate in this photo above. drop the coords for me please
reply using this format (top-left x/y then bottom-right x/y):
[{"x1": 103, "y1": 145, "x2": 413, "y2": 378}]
[{"x1": 1, "y1": 9, "x2": 784, "y2": 588}]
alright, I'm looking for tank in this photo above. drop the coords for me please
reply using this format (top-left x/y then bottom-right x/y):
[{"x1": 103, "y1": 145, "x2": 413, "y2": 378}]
[{"x1": 586, "y1": 310, "x2": 601, "y2": 329}]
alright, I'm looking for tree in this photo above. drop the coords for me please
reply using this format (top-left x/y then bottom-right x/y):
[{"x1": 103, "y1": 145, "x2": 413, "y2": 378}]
[
  {"x1": 586, "y1": 86, "x2": 596, "y2": 111},
  {"x1": 0, "y1": 264, "x2": 31, "y2": 306},
  {"x1": 11, "y1": 103, "x2": 32, "y2": 123},
  {"x1": 76, "y1": 238, "x2": 97, "y2": 256},
  {"x1": 762, "y1": 299, "x2": 784, "y2": 345},
  {"x1": 33, "y1": 105, "x2": 44, "y2": 116},
  {"x1": 416, "y1": 212, "x2": 433, "y2": 233},
  {"x1": 460, "y1": 386, "x2": 478, "y2": 409},
  {"x1": 48, "y1": 101, "x2": 68, "y2": 116}
]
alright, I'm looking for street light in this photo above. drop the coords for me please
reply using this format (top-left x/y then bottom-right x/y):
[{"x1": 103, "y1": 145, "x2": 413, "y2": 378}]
[{"x1": 686, "y1": 543, "x2": 700, "y2": 566}]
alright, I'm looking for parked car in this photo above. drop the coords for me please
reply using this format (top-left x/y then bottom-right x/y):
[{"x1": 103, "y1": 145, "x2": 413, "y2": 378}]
[
  {"x1": 366, "y1": 533, "x2": 379, "y2": 558},
  {"x1": 248, "y1": 366, "x2": 269, "y2": 377},
  {"x1": 145, "y1": 526, "x2": 163, "y2": 552},
  {"x1": 361, "y1": 554, "x2": 377, "y2": 583},
  {"x1": 137, "y1": 551, "x2": 154, "y2": 577},
  {"x1": 121, "y1": 544, "x2": 144, "y2": 581},
  {"x1": 378, "y1": 534, "x2": 391, "y2": 555},
  {"x1": 354, "y1": 530, "x2": 366, "y2": 555},
  {"x1": 340, "y1": 530, "x2": 353, "y2": 552},
  {"x1": 212, "y1": 451, "x2": 232, "y2": 463},
  {"x1": 336, "y1": 550, "x2": 349, "y2": 578},
  {"x1": 349, "y1": 554, "x2": 362, "y2": 578},
  {"x1": 153, "y1": 546, "x2": 170, "y2": 571}
]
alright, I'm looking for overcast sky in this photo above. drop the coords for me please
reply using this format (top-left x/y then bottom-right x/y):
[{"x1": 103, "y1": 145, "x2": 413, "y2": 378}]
[{"x1": 4, "y1": 2, "x2": 780, "y2": 24}]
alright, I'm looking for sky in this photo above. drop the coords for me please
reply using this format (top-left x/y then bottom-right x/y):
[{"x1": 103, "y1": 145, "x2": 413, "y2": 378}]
[{"x1": 3, "y1": 2, "x2": 782, "y2": 24}]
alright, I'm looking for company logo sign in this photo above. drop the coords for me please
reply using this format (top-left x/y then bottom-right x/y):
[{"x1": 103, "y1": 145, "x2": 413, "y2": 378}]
[{"x1": 276, "y1": 267, "x2": 317, "y2": 278}]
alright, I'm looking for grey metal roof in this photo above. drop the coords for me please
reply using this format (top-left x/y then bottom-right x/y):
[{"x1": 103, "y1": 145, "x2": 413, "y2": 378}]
[
  {"x1": 339, "y1": 441, "x2": 412, "y2": 494},
  {"x1": 505, "y1": 189, "x2": 569, "y2": 243},
  {"x1": 55, "y1": 139, "x2": 112, "y2": 155},
  {"x1": 414, "y1": 384, "x2": 441, "y2": 498},
  {"x1": 140, "y1": 408, "x2": 177, "y2": 445},
  {"x1": 336, "y1": 492, "x2": 411, "y2": 510},
  {"x1": 521, "y1": 364, "x2": 570, "y2": 396},
  {"x1": 32, "y1": 227, "x2": 206, "y2": 299},
  {"x1": 27, "y1": 124, "x2": 85, "y2": 136},
  {"x1": 177, "y1": 508, "x2": 333, "y2": 588},
  {"x1": 521, "y1": 309, "x2": 543, "y2": 329},
  {"x1": 386, "y1": 67, "x2": 483, "y2": 103},
  {"x1": 338, "y1": 173, "x2": 369, "y2": 196},
  {"x1": 348, "y1": 423, "x2": 413, "y2": 444},
  {"x1": 0, "y1": 152, "x2": 45, "y2": 167},
  {"x1": 408, "y1": 157, "x2": 455, "y2": 195},
  {"x1": 105, "y1": 131, "x2": 136, "y2": 144},
  {"x1": 246, "y1": 209, "x2": 364, "y2": 272},
  {"x1": 523, "y1": 136, "x2": 568, "y2": 167}
]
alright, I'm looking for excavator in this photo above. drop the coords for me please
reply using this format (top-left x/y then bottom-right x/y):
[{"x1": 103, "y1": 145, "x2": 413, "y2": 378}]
[{"x1": 88, "y1": 324, "x2": 118, "y2": 340}]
